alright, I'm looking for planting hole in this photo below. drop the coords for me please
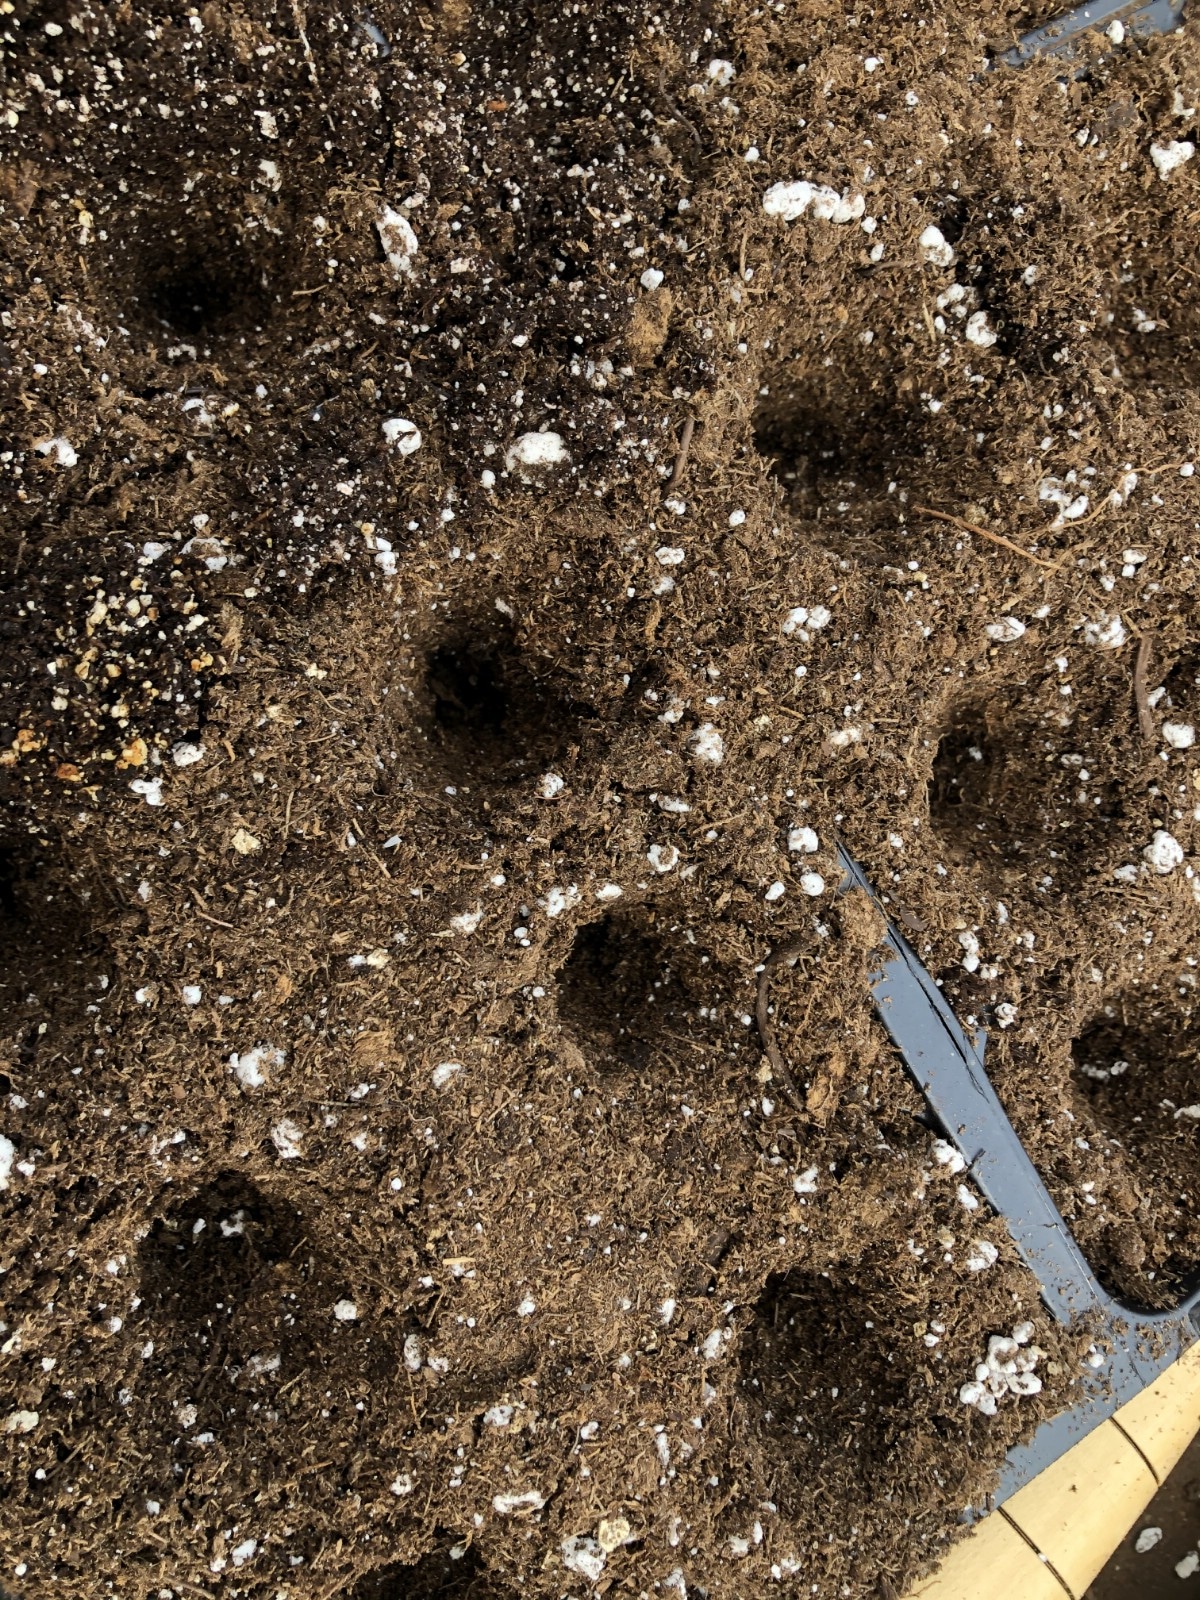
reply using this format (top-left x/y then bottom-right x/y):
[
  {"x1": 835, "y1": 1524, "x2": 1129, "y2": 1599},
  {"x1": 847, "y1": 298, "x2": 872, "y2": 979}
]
[
  {"x1": 0, "y1": 842, "x2": 97, "y2": 1028},
  {"x1": 741, "y1": 1266, "x2": 925, "y2": 1493},
  {"x1": 147, "y1": 254, "x2": 263, "y2": 339},
  {"x1": 557, "y1": 910, "x2": 723, "y2": 1073},
  {"x1": 420, "y1": 622, "x2": 593, "y2": 789},
  {"x1": 927, "y1": 695, "x2": 1126, "y2": 888},
  {"x1": 754, "y1": 390, "x2": 909, "y2": 512},
  {"x1": 346, "y1": 1541, "x2": 507, "y2": 1599},
  {"x1": 97, "y1": 181, "x2": 298, "y2": 353},
  {"x1": 137, "y1": 1172, "x2": 306, "y2": 1344},
  {"x1": 133, "y1": 231, "x2": 280, "y2": 346},
  {"x1": 752, "y1": 364, "x2": 982, "y2": 565},
  {"x1": 1070, "y1": 996, "x2": 1200, "y2": 1304},
  {"x1": 928, "y1": 719, "x2": 999, "y2": 849}
]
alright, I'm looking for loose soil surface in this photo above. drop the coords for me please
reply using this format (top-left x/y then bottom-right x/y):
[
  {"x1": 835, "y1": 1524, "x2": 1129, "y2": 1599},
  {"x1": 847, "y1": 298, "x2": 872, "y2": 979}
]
[{"x1": 1, "y1": 2, "x2": 1199, "y2": 1598}]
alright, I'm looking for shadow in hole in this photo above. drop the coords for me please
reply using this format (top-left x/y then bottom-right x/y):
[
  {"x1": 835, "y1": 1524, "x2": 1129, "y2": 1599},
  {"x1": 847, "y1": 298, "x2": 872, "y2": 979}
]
[
  {"x1": 1071, "y1": 998, "x2": 1200, "y2": 1305},
  {"x1": 0, "y1": 842, "x2": 100, "y2": 1027},
  {"x1": 145, "y1": 249, "x2": 271, "y2": 339},
  {"x1": 752, "y1": 375, "x2": 956, "y2": 564},
  {"x1": 346, "y1": 1539, "x2": 509, "y2": 1599},
  {"x1": 556, "y1": 909, "x2": 723, "y2": 1072},
  {"x1": 1162, "y1": 651, "x2": 1200, "y2": 719},
  {"x1": 96, "y1": 177, "x2": 300, "y2": 355},
  {"x1": 927, "y1": 701, "x2": 1124, "y2": 886},
  {"x1": 740, "y1": 1264, "x2": 924, "y2": 1471},
  {"x1": 420, "y1": 621, "x2": 595, "y2": 789},
  {"x1": 137, "y1": 1171, "x2": 306, "y2": 1333}
]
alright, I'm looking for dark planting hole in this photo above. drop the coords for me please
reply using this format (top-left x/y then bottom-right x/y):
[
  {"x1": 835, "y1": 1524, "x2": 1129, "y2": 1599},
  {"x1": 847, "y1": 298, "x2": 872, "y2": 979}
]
[
  {"x1": 137, "y1": 1172, "x2": 306, "y2": 1337},
  {"x1": 98, "y1": 187, "x2": 296, "y2": 352},
  {"x1": 928, "y1": 721, "x2": 997, "y2": 843},
  {"x1": 427, "y1": 642, "x2": 512, "y2": 741},
  {"x1": 751, "y1": 375, "x2": 955, "y2": 565},
  {"x1": 142, "y1": 241, "x2": 274, "y2": 342},
  {"x1": 927, "y1": 700, "x2": 1124, "y2": 887},
  {"x1": 753, "y1": 389, "x2": 911, "y2": 516},
  {"x1": 420, "y1": 624, "x2": 593, "y2": 789},
  {"x1": 148, "y1": 262, "x2": 248, "y2": 338},
  {"x1": 0, "y1": 842, "x2": 98, "y2": 1028},
  {"x1": 1069, "y1": 997, "x2": 1200, "y2": 1305},
  {"x1": 1102, "y1": 226, "x2": 1200, "y2": 395},
  {"x1": 346, "y1": 1541, "x2": 507, "y2": 1599},
  {"x1": 557, "y1": 910, "x2": 721, "y2": 1072},
  {"x1": 1162, "y1": 651, "x2": 1200, "y2": 719},
  {"x1": 741, "y1": 1267, "x2": 920, "y2": 1475}
]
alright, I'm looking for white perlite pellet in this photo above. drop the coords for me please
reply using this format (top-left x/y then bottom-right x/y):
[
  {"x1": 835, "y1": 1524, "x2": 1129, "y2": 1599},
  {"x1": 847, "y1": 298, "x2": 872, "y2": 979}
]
[
  {"x1": 762, "y1": 180, "x2": 865, "y2": 224},
  {"x1": 966, "y1": 1239, "x2": 999, "y2": 1272},
  {"x1": 229, "y1": 1044, "x2": 284, "y2": 1090},
  {"x1": 918, "y1": 224, "x2": 956, "y2": 267},
  {"x1": 377, "y1": 206, "x2": 419, "y2": 276},
  {"x1": 270, "y1": 1118, "x2": 304, "y2": 1159},
  {"x1": 1082, "y1": 613, "x2": 1127, "y2": 649},
  {"x1": 1150, "y1": 139, "x2": 1194, "y2": 179},
  {"x1": 686, "y1": 723, "x2": 724, "y2": 764},
  {"x1": 35, "y1": 436, "x2": 78, "y2": 467},
  {"x1": 493, "y1": 1489, "x2": 546, "y2": 1515},
  {"x1": 648, "y1": 844, "x2": 680, "y2": 874},
  {"x1": 959, "y1": 1322, "x2": 1043, "y2": 1415},
  {"x1": 382, "y1": 417, "x2": 422, "y2": 455},
  {"x1": 505, "y1": 431, "x2": 569, "y2": 478},
  {"x1": 964, "y1": 310, "x2": 997, "y2": 348},
  {"x1": 1143, "y1": 830, "x2": 1183, "y2": 874},
  {"x1": 985, "y1": 617, "x2": 1025, "y2": 643},
  {"x1": 561, "y1": 1536, "x2": 607, "y2": 1583}
]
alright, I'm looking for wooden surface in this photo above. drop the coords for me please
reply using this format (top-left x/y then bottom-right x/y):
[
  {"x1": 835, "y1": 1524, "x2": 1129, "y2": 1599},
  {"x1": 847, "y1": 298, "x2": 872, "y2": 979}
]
[{"x1": 907, "y1": 1341, "x2": 1200, "y2": 1600}]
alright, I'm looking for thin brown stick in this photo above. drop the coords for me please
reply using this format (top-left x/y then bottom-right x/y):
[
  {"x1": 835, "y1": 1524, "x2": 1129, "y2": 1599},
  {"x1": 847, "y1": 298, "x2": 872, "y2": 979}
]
[
  {"x1": 755, "y1": 936, "x2": 809, "y2": 1114},
  {"x1": 189, "y1": 891, "x2": 235, "y2": 930},
  {"x1": 657, "y1": 61, "x2": 702, "y2": 146},
  {"x1": 666, "y1": 415, "x2": 695, "y2": 493},
  {"x1": 1133, "y1": 632, "x2": 1155, "y2": 743},
  {"x1": 911, "y1": 503, "x2": 1055, "y2": 569}
]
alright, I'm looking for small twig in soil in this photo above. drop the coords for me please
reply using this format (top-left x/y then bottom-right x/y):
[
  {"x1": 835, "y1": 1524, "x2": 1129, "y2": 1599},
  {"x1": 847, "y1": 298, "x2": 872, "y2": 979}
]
[
  {"x1": 912, "y1": 503, "x2": 1054, "y2": 569},
  {"x1": 1133, "y1": 631, "x2": 1155, "y2": 744},
  {"x1": 657, "y1": 61, "x2": 702, "y2": 146},
  {"x1": 666, "y1": 416, "x2": 696, "y2": 493},
  {"x1": 755, "y1": 937, "x2": 809, "y2": 1114},
  {"x1": 291, "y1": 0, "x2": 321, "y2": 88},
  {"x1": 189, "y1": 891, "x2": 235, "y2": 929}
]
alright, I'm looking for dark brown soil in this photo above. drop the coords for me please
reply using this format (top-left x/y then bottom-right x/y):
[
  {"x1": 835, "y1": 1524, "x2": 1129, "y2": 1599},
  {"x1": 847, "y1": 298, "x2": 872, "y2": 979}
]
[{"x1": 1, "y1": 1, "x2": 1198, "y2": 1598}]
